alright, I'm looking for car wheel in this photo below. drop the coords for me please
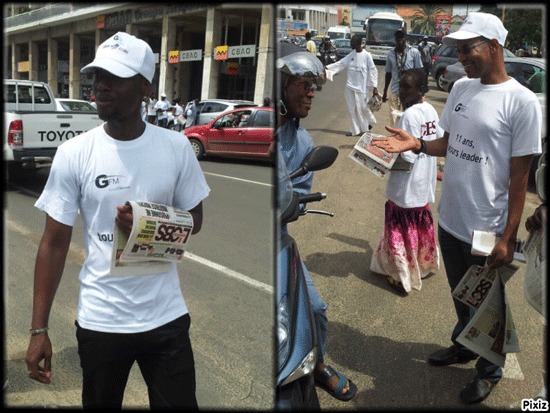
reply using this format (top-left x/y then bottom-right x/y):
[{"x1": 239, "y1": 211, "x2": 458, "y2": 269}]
[
  {"x1": 189, "y1": 139, "x2": 205, "y2": 159},
  {"x1": 436, "y1": 71, "x2": 445, "y2": 90}
]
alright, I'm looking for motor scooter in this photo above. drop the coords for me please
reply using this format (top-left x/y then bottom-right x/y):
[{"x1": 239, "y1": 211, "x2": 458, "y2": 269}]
[{"x1": 276, "y1": 146, "x2": 338, "y2": 410}]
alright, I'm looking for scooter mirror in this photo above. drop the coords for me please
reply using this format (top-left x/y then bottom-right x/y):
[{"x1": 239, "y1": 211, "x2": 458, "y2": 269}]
[{"x1": 288, "y1": 146, "x2": 338, "y2": 180}]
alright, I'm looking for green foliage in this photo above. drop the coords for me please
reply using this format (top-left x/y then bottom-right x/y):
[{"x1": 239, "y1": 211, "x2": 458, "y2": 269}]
[
  {"x1": 478, "y1": 5, "x2": 544, "y2": 50},
  {"x1": 410, "y1": 4, "x2": 447, "y2": 35}
]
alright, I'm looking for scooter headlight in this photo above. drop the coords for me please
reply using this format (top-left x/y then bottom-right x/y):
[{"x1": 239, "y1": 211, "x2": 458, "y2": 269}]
[{"x1": 277, "y1": 294, "x2": 290, "y2": 369}]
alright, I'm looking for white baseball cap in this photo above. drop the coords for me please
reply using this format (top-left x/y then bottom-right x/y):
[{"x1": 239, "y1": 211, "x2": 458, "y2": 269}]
[
  {"x1": 81, "y1": 32, "x2": 155, "y2": 83},
  {"x1": 443, "y1": 12, "x2": 508, "y2": 47},
  {"x1": 160, "y1": 92, "x2": 167, "y2": 98}
]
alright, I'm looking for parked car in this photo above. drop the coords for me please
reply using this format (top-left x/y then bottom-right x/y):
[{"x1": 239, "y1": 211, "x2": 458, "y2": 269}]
[
  {"x1": 194, "y1": 99, "x2": 257, "y2": 125},
  {"x1": 439, "y1": 57, "x2": 546, "y2": 186},
  {"x1": 168, "y1": 98, "x2": 257, "y2": 130},
  {"x1": 440, "y1": 57, "x2": 546, "y2": 93},
  {"x1": 431, "y1": 43, "x2": 515, "y2": 90},
  {"x1": 332, "y1": 38, "x2": 352, "y2": 60},
  {"x1": 55, "y1": 98, "x2": 97, "y2": 112},
  {"x1": 182, "y1": 106, "x2": 274, "y2": 160}
]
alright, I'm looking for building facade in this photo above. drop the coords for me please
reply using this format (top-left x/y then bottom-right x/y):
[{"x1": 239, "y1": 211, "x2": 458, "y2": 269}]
[{"x1": 4, "y1": 3, "x2": 274, "y2": 105}]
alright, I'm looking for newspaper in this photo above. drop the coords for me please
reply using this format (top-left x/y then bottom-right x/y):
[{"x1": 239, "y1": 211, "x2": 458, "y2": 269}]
[
  {"x1": 348, "y1": 132, "x2": 412, "y2": 177},
  {"x1": 471, "y1": 230, "x2": 525, "y2": 262},
  {"x1": 110, "y1": 200, "x2": 194, "y2": 276},
  {"x1": 522, "y1": 229, "x2": 546, "y2": 316},
  {"x1": 452, "y1": 264, "x2": 520, "y2": 367}
]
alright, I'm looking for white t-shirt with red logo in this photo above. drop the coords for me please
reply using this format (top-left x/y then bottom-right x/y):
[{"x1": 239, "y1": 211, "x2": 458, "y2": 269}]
[{"x1": 386, "y1": 101, "x2": 442, "y2": 208}]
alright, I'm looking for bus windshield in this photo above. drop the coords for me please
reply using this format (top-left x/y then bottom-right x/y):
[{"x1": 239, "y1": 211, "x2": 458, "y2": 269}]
[{"x1": 365, "y1": 19, "x2": 404, "y2": 47}]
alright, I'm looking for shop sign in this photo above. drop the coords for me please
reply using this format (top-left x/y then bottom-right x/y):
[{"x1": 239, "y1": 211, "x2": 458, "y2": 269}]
[
  {"x1": 226, "y1": 61, "x2": 239, "y2": 76},
  {"x1": 17, "y1": 61, "x2": 29, "y2": 73},
  {"x1": 228, "y1": 44, "x2": 256, "y2": 59},
  {"x1": 179, "y1": 49, "x2": 203, "y2": 62},
  {"x1": 169, "y1": 50, "x2": 179, "y2": 64},
  {"x1": 215, "y1": 45, "x2": 229, "y2": 61}
]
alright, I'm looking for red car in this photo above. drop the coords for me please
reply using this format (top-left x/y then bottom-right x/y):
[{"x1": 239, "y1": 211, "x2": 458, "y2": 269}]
[{"x1": 182, "y1": 106, "x2": 274, "y2": 160}]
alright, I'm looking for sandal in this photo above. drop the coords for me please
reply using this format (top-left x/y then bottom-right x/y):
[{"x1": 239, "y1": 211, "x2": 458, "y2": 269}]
[
  {"x1": 386, "y1": 275, "x2": 408, "y2": 295},
  {"x1": 314, "y1": 365, "x2": 357, "y2": 402}
]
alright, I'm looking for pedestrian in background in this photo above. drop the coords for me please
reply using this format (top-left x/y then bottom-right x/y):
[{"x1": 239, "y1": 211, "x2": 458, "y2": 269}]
[
  {"x1": 382, "y1": 29, "x2": 423, "y2": 126},
  {"x1": 370, "y1": 68, "x2": 440, "y2": 295},
  {"x1": 172, "y1": 98, "x2": 184, "y2": 132},
  {"x1": 277, "y1": 44, "x2": 358, "y2": 403},
  {"x1": 25, "y1": 31, "x2": 210, "y2": 409},
  {"x1": 146, "y1": 92, "x2": 157, "y2": 124},
  {"x1": 418, "y1": 36, "x2": 433, "y2": 91},
  {"x1": 305, "y1": 31, "x2": 317, "y2": 56},
  {"x1": 326, "y1": 34, "x2": 379, "y2": 137},
  {"x1": 372, "y1": 12, "x2": 542, "y2": 404},
  {"x1": 185, "y1": 98, "x2": 199, "y2": 129},
  {"x1": 154, "y1": 92, "x2": 171, "y2": 128}
]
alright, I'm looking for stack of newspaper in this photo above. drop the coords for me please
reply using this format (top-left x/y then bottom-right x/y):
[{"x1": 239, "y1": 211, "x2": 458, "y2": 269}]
[
  {"x1": 452, "y1": 264, "x2": 520, "y2": 367},
  {"x1": 348, "y1": 132, "x2": 412, "y2": 178},
  {"x1": 110, "y1": 200, "x2": 194, "y2": 276}
]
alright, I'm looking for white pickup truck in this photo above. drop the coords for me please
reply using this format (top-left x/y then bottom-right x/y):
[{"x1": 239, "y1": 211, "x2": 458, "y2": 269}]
[{"x1": 4, "y1": 79, "x2": 104, "y2": 171}]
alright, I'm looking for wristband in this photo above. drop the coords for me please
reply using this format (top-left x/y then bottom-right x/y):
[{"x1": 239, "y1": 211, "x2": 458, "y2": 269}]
[
  {"x1": 412, "y1": 138, "x2": 426, "y2": 154},
  {"x1": 30, "y1": 327, "x2": 49, "y2": 336}
]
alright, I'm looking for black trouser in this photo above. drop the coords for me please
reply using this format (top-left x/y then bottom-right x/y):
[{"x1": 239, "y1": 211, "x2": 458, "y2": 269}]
[{"x1": 76, "y1": 314, "x2": 198, "y2": 409}]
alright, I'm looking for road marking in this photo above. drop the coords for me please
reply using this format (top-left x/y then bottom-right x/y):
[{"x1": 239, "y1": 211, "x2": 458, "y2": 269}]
[
  {"x1": 203, "y1": 172, "x2": 272, "y2": 187},
  {"x1": 184, "y1": 252, "x2": 273, "y2": 294},
  {"x1": 7, "y1": 218, "x2": 273, "y2": 295}
]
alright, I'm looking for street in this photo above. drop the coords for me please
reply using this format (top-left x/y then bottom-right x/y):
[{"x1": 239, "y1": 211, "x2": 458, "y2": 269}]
[
  {"x1": 4, "y1": 158, "x2": 275, "y2": 409},
  {"x1": 293, "y1": 64, "x2": 545, "y2": 409}
]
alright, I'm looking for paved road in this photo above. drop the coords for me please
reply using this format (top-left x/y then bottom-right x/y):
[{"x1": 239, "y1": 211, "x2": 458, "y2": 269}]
[{"x1": 292, "y1": 65, "x2": 545, "y2": 410}]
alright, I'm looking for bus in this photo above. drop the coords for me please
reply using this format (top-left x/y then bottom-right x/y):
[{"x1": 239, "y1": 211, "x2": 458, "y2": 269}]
[{"x1": 363, "y1": 12, "x2": 406, "y2": 62}]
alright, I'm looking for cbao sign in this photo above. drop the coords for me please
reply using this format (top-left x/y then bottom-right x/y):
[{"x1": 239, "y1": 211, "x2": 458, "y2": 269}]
[
  {"x1": 180, "y1": 49, "x2": 203, "y2": 62},
  {"x1": 228, "y1": 44, "x2": 256, "y2": 59}
]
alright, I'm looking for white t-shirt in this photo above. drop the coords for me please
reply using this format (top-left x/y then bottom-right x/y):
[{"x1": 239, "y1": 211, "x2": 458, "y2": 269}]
[
  {"x1": 326, "y1": 49, "x2": 377, "y2": 94},
  {"x1": 35, "y1": 122, "x2": 210, "y2": 333},
  {"x1": 438, "y1": 76, "x2": 542, "y2": 243},
  {"x1": 154, "y1": 98, "x2": 171, "y2": 120},
  {"x1": 387, "y1": 101, "x2": 442, "y2": 208}
]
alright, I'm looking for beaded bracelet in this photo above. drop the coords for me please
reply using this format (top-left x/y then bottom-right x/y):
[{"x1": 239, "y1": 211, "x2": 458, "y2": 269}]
[{"x1": 30, "y1": 327, "x2": 49, "y2": 336}]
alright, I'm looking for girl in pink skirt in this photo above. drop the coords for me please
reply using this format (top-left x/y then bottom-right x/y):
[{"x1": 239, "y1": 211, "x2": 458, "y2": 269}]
[{"x1": 370, "y1": 69, "x2": 440, "y2": 294}]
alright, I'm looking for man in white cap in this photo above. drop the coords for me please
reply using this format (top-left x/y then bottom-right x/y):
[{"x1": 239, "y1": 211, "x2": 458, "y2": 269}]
[
  {"x1": 155, "y1": 92, "x2": 171, "y2": 128},
  {"x1": 25, "y1": 31, "x2": 210, "y2": 409},
  {"x1": 372, "y1": 12, "x2": 542, "y2": 404}
]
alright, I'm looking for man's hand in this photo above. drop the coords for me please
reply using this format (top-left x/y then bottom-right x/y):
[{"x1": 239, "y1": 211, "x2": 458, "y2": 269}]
[
  {"x1": 25, "y1": 334, "x2": 53, "y2": 384},
  {"x1": 115, "y1": 203, "x2": 133, "y2": 237},
  {"x1": 371, "y1": 126, "x2": 420, "y2": 153},
  {"x1": 487, "y1": 238, "x2": 515, "y2": 269}
]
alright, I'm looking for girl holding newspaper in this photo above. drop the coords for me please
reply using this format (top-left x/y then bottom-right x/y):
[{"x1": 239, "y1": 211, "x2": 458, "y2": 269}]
[{"x1": 370, "y1": 69, "x2": 441, "y2": 294}]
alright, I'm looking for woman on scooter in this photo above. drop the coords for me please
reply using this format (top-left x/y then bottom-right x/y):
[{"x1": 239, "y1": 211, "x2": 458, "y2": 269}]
[{"x1": 276, "y1": 42, "x2": 358, "y2": 403}]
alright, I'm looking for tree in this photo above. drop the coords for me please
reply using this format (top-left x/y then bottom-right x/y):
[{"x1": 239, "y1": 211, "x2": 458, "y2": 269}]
[
  {"x1": 478, "y1": 5, "x2": 543, "y2": 53},
  {"x1": 410, "y1": 4, "x2": 447, "y2": 35}
]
